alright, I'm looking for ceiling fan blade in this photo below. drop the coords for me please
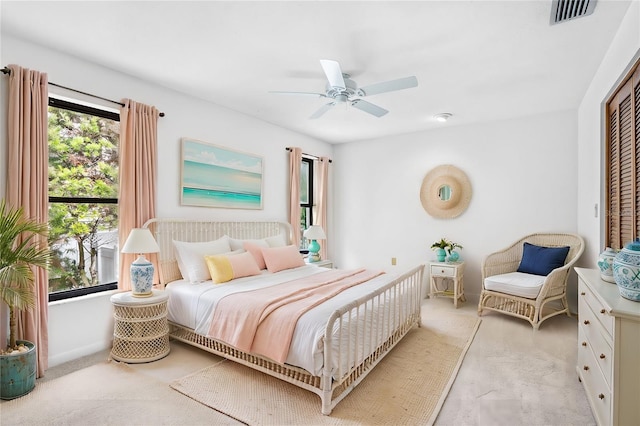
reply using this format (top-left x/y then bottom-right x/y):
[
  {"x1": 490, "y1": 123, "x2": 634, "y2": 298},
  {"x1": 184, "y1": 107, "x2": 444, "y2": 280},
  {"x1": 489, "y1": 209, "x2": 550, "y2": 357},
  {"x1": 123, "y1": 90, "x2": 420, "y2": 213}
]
[
  {"x1": 269, "y1": 91, "x2": 327, "y2": 98},
  {"x1": 359, "y1": 76, "x2": 418, "y2": 97},
  {"x1": 350, "y1": 99, "x2": 388, "y2": 117},
  {"x1": 310, "y1": 102, "x2": 336, "y2": 119},
  {"x1": 320, "y1": 60, "x2": 346, "y2": 90}
]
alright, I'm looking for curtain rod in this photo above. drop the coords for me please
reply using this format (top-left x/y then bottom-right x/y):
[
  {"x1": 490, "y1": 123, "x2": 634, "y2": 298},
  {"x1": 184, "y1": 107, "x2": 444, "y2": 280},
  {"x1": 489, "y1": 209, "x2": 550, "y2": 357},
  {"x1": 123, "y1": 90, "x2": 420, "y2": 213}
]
[
  {"x1": 1, "y1": 66, "x2": 165, "y2": 117},
  {"x1": 286, "y1": 147, "x2": 332, "y2": 163}
]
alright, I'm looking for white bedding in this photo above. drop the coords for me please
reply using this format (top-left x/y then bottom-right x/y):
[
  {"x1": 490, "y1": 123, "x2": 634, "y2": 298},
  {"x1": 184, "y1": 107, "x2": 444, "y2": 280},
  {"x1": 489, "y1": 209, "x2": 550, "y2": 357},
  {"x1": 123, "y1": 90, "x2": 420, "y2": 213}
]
[{"x1": 165, "y1": 264, "x2": 396, "y2": 375}]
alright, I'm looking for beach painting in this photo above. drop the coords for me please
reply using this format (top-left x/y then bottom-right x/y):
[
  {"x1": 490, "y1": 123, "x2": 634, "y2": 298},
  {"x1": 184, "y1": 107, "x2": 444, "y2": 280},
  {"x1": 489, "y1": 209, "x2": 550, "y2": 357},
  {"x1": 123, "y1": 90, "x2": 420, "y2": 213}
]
[{"x1": 180, "y1": 138, "x2": 263, "y2": 209}]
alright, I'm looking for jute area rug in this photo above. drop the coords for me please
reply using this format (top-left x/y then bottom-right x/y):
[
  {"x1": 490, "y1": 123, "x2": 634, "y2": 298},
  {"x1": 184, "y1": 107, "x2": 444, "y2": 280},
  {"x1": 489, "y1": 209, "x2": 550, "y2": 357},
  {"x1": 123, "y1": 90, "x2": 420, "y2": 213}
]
[
  {"x1": 171, "y1": 315, "x2": 481, "y2": 426},
  {"x1": 0, "y1": 361, "x2": 233, "y2": 425}
]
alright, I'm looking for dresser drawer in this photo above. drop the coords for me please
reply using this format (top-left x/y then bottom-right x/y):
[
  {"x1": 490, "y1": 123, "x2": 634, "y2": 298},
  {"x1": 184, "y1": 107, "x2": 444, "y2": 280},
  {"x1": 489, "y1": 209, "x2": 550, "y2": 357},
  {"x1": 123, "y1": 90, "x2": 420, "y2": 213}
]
[
  {"x1": 430, "y1": 265, "x2": 455, "y2": 277},
  {"x1": 579, "y1": 281, "x2": 614, "y2": 337},
  {"x1": 578, "y1": 306, "x2": 613, "y2": 388},
  {"x1": 578, "y1": 331, "x2": 612, "y2": 426}
]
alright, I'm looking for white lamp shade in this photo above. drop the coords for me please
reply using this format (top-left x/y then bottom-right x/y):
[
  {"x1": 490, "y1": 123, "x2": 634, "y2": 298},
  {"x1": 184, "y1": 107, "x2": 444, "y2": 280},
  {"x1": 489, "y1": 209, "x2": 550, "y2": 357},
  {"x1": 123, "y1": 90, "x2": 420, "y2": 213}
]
[
  {"x1": 121, "y1": 228, "x2": 160, "y2": 254},
  {"x1": 303, "y1": 225, "x2": 326, "y2": 240}
]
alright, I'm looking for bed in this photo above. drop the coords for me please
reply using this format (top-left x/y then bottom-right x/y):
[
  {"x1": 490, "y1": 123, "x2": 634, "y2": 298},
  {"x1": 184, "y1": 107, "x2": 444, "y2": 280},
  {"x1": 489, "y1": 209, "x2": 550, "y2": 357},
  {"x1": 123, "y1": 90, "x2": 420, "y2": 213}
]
[{"x1": 143, "y1": 218, "x2": 424, "y2": 415}]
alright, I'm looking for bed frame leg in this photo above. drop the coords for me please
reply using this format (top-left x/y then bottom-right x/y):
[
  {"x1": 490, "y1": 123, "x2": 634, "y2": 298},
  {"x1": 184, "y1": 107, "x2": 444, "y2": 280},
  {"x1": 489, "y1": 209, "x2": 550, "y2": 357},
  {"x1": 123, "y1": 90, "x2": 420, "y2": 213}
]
[
  {"x1": 321, "y1": 400, "x2": 332, "y2": 415},
  {"x1": 321, "y1": 371, "x2": 333, "y2": 415}
]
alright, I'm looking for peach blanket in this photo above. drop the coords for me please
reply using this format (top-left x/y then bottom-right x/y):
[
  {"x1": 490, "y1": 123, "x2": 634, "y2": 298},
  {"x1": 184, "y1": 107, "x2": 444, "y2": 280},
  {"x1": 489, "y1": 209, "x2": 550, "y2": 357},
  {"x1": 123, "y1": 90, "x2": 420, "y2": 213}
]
[{"x1": 208, "y1": 268, "x2": 384, "y2": 363}]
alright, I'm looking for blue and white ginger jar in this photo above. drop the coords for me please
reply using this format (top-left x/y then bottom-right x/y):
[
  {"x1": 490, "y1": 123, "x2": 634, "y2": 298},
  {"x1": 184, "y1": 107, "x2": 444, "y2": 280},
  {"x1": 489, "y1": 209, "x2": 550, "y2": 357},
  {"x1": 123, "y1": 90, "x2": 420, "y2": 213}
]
[
  {"x1": 612, "y1": 239, "x2": 640, "y2": 302},
  {"x1": 597, "y1": 247, "x2": 617, "y2": 283}
]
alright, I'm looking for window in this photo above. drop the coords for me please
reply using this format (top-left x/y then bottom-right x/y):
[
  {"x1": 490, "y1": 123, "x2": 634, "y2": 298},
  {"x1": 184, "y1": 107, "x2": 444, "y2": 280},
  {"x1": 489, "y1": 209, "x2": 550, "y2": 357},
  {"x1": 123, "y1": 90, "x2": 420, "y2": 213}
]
[
  {"x1": 606, "y1": 60, "x2": 640, "y2": 249},
  {"x1": 300, "y1": 157, "x2": 314, "y2": 249},
  {"x1": 47, "y1": 97, "x2": 120, "y2": 301}
]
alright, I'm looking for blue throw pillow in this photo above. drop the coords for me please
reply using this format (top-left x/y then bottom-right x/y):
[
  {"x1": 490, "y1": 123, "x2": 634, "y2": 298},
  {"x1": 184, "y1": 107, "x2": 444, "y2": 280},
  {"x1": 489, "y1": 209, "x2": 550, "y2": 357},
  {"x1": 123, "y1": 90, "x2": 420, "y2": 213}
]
[{"x1": 517, "y1": 242, "x2": 570, "y2": 276}]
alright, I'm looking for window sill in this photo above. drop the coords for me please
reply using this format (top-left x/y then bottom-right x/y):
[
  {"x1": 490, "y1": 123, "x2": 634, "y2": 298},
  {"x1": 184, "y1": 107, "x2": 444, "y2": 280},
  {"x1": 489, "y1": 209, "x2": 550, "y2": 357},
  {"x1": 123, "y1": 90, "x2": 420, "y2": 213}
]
[{"x1": 49, "y1": 288, "x2": 119, "y2": 306}]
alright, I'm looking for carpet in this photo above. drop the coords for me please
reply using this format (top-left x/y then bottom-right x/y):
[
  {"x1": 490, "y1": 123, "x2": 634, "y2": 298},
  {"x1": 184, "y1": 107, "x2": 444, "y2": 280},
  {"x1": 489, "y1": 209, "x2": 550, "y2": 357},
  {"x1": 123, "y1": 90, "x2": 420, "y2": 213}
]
[
  {"x1": 170, "y1": 315, "x2": 481, "y2": 426},
  {"x1": 0, "y1": 361, "x2": 234, "y2": 425}
]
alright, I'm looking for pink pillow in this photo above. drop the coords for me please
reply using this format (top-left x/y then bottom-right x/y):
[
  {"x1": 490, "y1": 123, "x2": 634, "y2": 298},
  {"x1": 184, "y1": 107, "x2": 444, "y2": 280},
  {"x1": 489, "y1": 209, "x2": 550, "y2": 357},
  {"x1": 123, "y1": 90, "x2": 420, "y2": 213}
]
[
  {"x1": 261, "y1": 245, "x2": 305, "y2": 273},
  {"x1": 244, "y1": 241, "x2": 268, "y2": 269}
]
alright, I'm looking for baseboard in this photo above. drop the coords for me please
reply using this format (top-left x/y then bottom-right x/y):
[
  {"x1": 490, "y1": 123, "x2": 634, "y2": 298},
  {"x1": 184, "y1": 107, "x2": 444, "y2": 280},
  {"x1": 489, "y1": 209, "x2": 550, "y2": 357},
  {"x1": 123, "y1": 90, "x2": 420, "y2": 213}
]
[{"x1": 48, "y1": 340, "x2": 112, "y2": 368}]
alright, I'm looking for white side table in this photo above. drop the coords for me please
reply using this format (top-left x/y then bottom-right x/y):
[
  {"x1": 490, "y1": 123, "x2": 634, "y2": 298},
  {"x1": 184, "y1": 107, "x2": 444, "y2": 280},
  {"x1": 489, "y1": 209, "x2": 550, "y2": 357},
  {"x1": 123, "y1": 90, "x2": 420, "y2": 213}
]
[
  {"x1": 429, "y1": 261, "x2": 466, "y2": 308},
  {"x1": 110, "y1": 290, "x2": 170, "y2": 363},
  {"x1": 309, "y1": 259, "x2": 333, "y2": 269}
]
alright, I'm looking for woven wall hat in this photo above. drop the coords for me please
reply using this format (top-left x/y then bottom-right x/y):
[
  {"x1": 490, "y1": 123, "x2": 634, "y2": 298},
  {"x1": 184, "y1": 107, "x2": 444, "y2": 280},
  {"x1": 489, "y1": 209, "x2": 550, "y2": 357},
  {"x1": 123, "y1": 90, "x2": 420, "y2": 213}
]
[{"x1": 420, "y1": 164, "x2": 472, "y2": 219}]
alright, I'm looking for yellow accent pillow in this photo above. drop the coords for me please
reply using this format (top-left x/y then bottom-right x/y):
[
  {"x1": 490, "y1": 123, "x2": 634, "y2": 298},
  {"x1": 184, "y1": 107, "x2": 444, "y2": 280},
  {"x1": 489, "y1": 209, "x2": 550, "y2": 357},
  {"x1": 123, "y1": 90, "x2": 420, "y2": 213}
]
[{"x1": 205, "y1": 251, "x2": 261, "y2": 284}]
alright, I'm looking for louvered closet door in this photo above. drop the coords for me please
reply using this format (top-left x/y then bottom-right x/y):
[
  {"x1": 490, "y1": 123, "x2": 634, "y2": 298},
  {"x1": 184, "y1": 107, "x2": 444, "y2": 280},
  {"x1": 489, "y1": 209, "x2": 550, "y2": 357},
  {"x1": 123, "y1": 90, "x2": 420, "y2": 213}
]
[{"x1": 607, "y1": 66, "x2": 640, "y2": 249}]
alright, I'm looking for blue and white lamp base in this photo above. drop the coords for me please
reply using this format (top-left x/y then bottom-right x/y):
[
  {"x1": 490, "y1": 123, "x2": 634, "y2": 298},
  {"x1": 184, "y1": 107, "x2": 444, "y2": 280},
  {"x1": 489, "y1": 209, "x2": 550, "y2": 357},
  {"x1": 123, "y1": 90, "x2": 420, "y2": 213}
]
[{"x1": 130, "y1": 255, "x2": 154, "y2": 297}]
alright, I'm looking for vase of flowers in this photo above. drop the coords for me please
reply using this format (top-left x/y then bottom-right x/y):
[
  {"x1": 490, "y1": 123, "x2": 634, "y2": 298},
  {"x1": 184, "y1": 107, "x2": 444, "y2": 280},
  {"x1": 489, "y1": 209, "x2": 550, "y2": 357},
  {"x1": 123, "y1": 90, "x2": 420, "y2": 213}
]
[{"x1": 431, "y1": 238, "x2": 463, "y2": 263}]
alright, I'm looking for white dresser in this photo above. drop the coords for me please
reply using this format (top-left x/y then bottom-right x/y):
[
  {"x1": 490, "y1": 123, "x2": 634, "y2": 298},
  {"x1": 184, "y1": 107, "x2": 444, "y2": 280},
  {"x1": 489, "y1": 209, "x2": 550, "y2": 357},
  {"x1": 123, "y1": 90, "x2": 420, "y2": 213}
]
[{"x1": 574, "y1": 268, "x2": 640, "y2": 426}]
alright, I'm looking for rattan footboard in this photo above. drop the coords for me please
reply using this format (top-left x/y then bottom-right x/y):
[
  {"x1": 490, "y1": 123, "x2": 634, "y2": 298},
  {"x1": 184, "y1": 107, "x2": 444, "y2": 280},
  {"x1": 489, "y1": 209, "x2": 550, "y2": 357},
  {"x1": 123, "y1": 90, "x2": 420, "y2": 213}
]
[
  {"x1": 143, "y1": 218, "x2": 424, "y2": 415},
  {"x1": 168, "y1": 265, "x2": 423, "y2": 415}
]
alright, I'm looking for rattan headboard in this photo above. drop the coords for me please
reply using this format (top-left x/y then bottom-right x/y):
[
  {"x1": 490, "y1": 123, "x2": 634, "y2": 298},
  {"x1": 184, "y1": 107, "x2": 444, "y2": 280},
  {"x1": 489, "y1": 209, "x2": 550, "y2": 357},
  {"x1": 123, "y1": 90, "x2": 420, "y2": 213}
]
[{"x1": 143, "y1": 218, "x2": 292, "y2": 285}]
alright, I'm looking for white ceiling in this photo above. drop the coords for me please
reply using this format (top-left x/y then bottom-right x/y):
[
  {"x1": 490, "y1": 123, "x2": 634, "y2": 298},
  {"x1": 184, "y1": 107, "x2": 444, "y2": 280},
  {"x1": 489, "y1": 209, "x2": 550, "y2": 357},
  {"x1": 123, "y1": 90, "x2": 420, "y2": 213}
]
[{"x1": 1, "y1": 1, "x2": 632, "y2": 144}]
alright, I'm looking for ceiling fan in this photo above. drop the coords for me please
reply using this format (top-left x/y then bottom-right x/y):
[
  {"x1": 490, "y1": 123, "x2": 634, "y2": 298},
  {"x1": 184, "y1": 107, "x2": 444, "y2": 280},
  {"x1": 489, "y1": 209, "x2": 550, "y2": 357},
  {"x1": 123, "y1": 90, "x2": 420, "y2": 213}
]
[{"x1": 271, "y1": 60, "x2": 418, "y2": 119}]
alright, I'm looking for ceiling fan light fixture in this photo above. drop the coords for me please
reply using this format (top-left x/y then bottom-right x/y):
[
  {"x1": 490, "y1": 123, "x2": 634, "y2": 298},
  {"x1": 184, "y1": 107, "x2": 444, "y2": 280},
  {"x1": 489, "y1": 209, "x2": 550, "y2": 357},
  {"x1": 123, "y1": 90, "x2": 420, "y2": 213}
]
[{"x1": 434, "y1": 113, "x2": 452, "y2": 123}]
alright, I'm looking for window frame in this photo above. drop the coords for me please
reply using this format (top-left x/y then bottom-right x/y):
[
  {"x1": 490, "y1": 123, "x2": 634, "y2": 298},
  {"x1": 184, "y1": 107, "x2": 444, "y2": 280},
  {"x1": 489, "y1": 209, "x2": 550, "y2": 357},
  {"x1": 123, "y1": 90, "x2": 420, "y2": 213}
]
[
  {"x1": 47, "y1": 97, "x2": 120, "y2": 302},
  {"x1": 301, "y1": 157, "x2": 314, "y2": 225},
  {"x1": 299, "y1": 157, "x2": 315, "y2": 250}
]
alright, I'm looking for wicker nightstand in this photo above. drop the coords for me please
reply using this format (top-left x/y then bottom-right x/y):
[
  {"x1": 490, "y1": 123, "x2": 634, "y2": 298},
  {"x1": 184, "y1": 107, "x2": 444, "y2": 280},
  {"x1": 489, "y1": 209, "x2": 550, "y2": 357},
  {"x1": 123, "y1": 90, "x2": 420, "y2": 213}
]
[
  {"x1": 429, "y1": 261, "x2": 466, "y2": 308},
  {"x1": 110, "y1": 290, "x2": 170, "y2": 363}
]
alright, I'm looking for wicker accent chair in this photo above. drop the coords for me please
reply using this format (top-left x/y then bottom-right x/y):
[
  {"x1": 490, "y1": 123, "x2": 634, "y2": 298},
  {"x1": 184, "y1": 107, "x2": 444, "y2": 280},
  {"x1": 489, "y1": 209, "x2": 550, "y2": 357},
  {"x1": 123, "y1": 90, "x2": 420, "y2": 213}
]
[{"x1": 478, "y1": 233, "x2": 584, "y2": 329}]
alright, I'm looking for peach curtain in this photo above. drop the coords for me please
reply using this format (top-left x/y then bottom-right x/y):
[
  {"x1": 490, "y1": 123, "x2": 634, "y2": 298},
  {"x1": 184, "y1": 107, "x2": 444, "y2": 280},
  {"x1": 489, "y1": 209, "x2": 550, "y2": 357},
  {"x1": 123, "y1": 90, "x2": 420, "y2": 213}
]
[
  {"x1": 315, "y1": 157, "x2": 330, "y2": 260},
  {"x1": 118, "y1": 99, "x2": 159, "y2": 290},
  {"x1": 288, "y1": 147, "x2": 302, "y2": 247},
  {"x1": 6, "y1": 64, "x2": 50, "y2": 377}
]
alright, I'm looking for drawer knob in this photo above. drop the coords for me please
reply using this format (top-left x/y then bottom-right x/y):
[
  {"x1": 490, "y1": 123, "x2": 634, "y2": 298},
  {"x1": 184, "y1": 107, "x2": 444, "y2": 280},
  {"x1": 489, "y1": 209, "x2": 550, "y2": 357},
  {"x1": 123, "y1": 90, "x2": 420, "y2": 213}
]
[
  {"x1": 600, "y1": 354, "x2": 606, "y2": 359},
  {"x1": 598, "y1": 393, "x2": 605, "y2": 400},
  {"x1": 583, "y1": 320, "x2": 590, "y2": 325},
  {"x1": 583, "y1": 365, "x2": 589, "y2": 371},
  {"x1": 600, "y1": 309, "x2": 606, "y2": 314},
  {"x1": 581, "y1": 341, "x2": 587, "y2": 347},
  {"x1": 581, "y1": 292, "x2": 586, "y2": 296}
]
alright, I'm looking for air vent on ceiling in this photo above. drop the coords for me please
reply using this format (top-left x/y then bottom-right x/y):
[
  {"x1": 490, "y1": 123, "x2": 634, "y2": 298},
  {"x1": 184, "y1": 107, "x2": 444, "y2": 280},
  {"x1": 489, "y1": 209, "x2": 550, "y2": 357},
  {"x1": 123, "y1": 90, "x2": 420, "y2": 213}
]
[{"x1": 550, "y1": 0, "x2": 597, "y2": 24}]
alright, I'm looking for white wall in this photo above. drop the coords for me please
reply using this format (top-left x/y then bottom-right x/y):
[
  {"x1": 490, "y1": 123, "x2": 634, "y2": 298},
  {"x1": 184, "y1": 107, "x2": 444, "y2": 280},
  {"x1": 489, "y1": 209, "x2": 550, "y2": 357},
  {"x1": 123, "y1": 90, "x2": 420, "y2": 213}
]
[
  {"x1": 333, "y1": 110, "x2": 579, "y2": 302},
  {"x1": 577, "y1": 1, "x2": 640, "y2": 266},
  {"x1": 47, "y1": 291, "x2": 116, "y2": 366},
  {"x1": 0, "y1": 35, "x2": 333, "y2": 366}
]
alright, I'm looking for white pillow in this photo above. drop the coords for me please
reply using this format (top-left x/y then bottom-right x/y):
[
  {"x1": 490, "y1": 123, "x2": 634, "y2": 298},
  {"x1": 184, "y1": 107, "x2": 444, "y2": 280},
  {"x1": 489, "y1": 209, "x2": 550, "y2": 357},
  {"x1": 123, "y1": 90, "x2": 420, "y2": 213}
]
[
  {"x1": 173, "y1": 236, "x2": 232, "y2": 282},
  {"x1": 228, "y1": 235, "x2": 287, "y2": 251},
  {"x1": 229, "y1": 237, "x2": 269, "y2": 251},
  {"x1": 265, "y1": 234, "x2": 287, "y2": 247}
]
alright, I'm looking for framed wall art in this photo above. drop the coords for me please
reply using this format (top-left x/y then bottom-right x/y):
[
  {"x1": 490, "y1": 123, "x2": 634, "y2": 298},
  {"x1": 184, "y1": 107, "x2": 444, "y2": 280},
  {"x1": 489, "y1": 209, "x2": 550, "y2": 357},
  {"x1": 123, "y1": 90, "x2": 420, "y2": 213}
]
[{"x1": 180, "y1": 138, "x2": 263, "y2": 209}]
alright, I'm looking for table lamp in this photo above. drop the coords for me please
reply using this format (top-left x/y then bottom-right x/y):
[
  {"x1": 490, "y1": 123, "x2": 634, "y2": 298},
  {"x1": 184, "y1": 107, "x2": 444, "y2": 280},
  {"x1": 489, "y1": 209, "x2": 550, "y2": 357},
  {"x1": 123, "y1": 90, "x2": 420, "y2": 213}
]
[
  {"x1": 303, "y1": 225, "x2": 326, "y2": 263},
  {"x1": 121, "y1": 228, "x2": 160, "y2": 297}
]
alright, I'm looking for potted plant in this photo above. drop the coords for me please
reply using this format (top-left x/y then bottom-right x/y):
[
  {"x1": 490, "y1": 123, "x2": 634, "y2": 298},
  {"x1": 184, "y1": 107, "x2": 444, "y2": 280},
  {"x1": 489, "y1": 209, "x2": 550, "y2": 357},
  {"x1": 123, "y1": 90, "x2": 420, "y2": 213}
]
[
  {"x1": 430, "y1": 238, "x2": 463, "y2": 262},
  {"x1": 0, "y1": 199, "x2": 51, "y2": 400},
  {"x1": 431, "y1": 238, "x2": 450, "y2": 262}
]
